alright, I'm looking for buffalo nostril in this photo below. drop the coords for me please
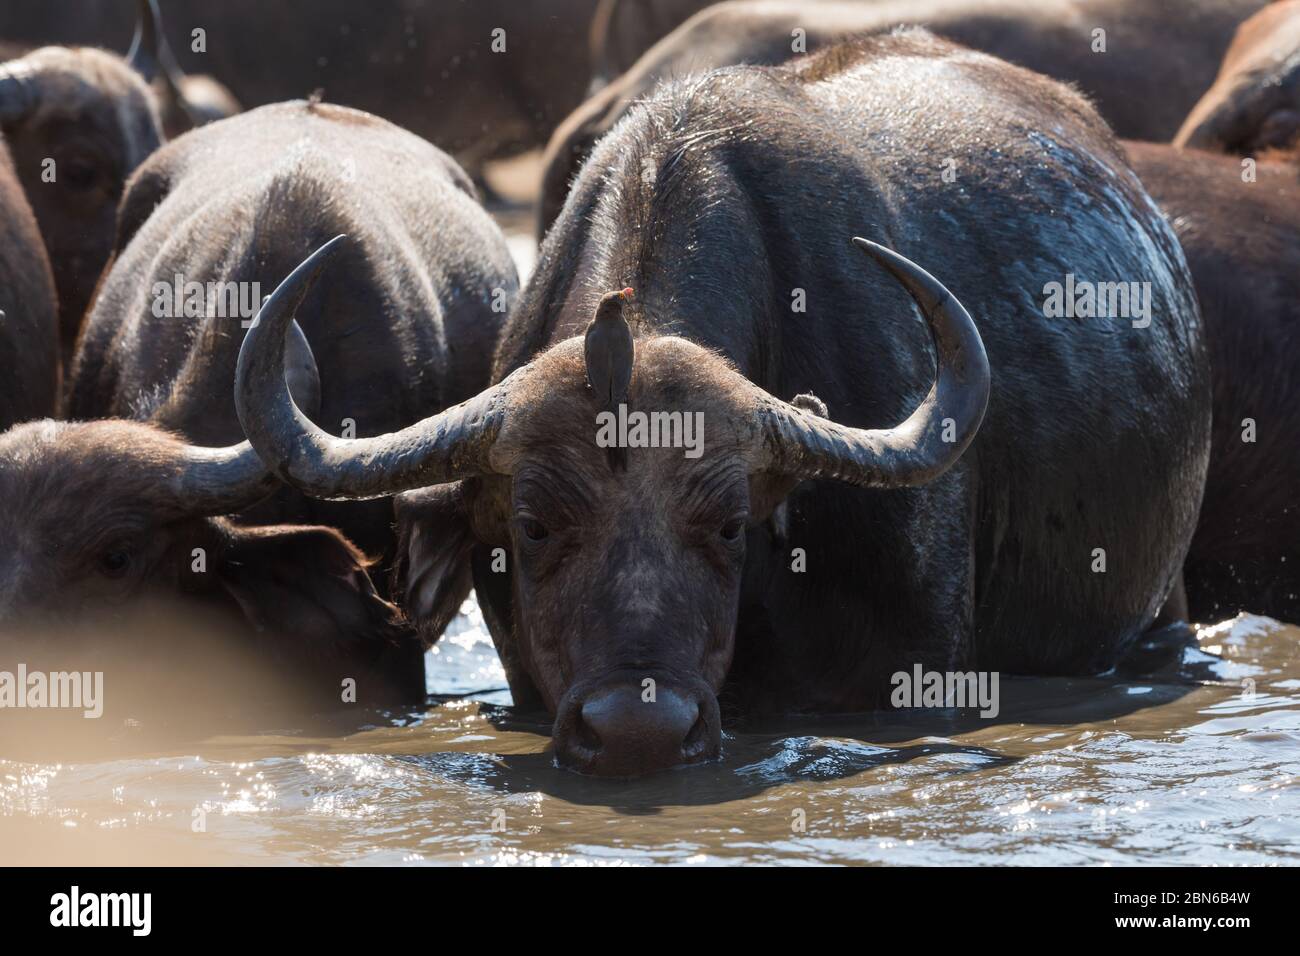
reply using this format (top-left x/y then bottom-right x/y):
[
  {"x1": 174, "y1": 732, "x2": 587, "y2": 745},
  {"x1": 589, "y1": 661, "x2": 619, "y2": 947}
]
[
  {"x1": 682, "y1": 710, "x2": 709, "y2": 755},
  {"x1": 571, "y1": 708, "x2": 603, "y2": 755}
]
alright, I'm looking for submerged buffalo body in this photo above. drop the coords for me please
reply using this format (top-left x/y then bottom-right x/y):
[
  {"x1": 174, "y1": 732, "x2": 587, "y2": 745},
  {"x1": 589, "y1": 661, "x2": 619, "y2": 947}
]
[
  {"x1": 540, "y1": 0, "x2": 1267, "y2": 235},
  {"x1": 0, "y1": 100, "x2": 516, "y2": 701},
  {"x1": 1128, "y1": 142, "x2": 1300, "y2": 623},
  {"x1": 0, "y1": 419, "x2": 422, "y2": 706},
  {"x1": 239, "y1": 33, "x2": 1210, "y2": 774}
]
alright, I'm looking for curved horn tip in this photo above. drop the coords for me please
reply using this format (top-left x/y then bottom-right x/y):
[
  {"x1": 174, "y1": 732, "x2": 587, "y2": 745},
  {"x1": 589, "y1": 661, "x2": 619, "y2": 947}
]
[
  {"x1": 851, "y1": 235, "x2": 958, "y2": 317},
  {"x1": 268, "y1": 234, "x2": 350, "y2": 312},
  {"x1": 756, "y1": 235, "x2": 989, "y2": 489},
  {"x1": 291, "y1": 234, "x2": 350, "y2": 301},
  {"x1": 128, "y1": 0, "x2": 160, "y2": 70},
  {"x1": 305, "y1": 233, "x2": 350, "y2": 271},
  {"x1": 245, "y1": 237, "x2": 340, "y2": 334},
  {"x1": 312, "y1": 233, "x2": 350, "y2": 261},
  {"x1": 851, "y1": 236, "x2": 908, "y2": 266},
  {"x1": 852, "y1": 236, "x2": 906, "y2": 279},
  {"x1": 852, "y1": 236, "x2": 921, "y2": 277},
  {"x1": 238, "y1": 236, "x2": 348, "y2": 408}
]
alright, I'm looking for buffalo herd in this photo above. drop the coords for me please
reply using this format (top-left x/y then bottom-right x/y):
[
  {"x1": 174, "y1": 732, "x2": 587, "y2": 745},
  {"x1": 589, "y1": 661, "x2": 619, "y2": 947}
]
[{"x1": 1, "y1": 0, "x2": 1297, "y2": 776}]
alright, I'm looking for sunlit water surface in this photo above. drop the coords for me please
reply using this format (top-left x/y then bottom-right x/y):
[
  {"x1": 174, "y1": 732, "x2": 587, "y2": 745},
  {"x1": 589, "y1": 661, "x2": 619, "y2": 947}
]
[{"x1": 2, "y1": 599, "x2": 1297, "y2": 866}]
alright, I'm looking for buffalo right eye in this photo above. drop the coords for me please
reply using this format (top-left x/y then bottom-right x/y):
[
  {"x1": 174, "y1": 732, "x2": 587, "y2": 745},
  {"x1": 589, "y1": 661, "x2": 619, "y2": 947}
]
[
  {"x1": 721, "y1": 517, "x2": 747, "y2": 542},
  {"x1": 520, "y1": 518, "x2": 549, "y2": 542},
  {"x1": 98, "y1": 549, "x2": 132, "y2": 578}
]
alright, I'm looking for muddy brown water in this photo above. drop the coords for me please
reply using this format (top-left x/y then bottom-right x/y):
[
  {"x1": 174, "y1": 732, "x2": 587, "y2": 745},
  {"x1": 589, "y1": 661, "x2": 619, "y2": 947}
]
[{"x1": 1, "y1": 599, "x2": 1297, "y2": 866}]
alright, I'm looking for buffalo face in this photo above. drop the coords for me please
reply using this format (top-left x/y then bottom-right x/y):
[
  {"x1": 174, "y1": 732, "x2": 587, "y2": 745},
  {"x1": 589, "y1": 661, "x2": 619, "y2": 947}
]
[
  {"x1": 0, "y1": 419, "x2": 422, "y2": 704},
  {"x1": 235, "y1": 237, "x2": 990, "y2": 776},
  {"x1": 469, "y1": 334, "x2": 770, "y2": 775},
  {"x1": 0, "y1": 46, "x2": 163, "y2": 356}
]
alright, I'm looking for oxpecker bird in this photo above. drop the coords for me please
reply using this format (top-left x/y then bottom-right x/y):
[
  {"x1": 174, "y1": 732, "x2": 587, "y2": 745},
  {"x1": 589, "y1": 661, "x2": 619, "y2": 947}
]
[{"x1": 584, "y1": 287, "x2": 635, "y2": 410}]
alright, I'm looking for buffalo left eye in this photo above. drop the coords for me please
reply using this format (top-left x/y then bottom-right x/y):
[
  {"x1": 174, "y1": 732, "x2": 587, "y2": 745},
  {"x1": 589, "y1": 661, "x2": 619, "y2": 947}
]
[
  {"x1": 98, "y1": 549, "x2": 133, "y2": 578},
  {"x1": 721, "y1": 518, "x2": 747, "y2": 541}
]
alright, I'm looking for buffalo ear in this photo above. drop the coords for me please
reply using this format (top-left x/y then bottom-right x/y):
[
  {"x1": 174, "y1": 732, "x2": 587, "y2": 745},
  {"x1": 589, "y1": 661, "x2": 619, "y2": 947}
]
[
  {"x1": 393, "y1": 483, "x2": 476, "y2": 642},
  {"x1": 216, "y1": 523, "x2": 425, "y2": 703},
  {"x1": 749, "y1": 392, "x2": 828, "y2": 529}
]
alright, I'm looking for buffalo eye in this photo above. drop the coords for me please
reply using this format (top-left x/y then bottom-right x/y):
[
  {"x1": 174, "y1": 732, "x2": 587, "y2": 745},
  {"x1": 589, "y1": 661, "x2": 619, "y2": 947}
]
[
  {"x1": 98, "y1": 548, "x2": 133, "y2": 578},
  {"x1": 721, "y1": 517, "x2": 747, "y2": 542},
  {"x1": 62, "y1": 158, "x2": 100, "y2": 192},
  {"x1": 519, "y1": 516, "x2": 549, "y2": 543}
]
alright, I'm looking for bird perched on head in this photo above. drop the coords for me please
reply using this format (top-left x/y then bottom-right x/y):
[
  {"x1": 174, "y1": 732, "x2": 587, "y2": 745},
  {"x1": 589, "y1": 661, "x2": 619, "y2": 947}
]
[{"x1": 584, "y1": 287, "x2": 635, "y2": 410}]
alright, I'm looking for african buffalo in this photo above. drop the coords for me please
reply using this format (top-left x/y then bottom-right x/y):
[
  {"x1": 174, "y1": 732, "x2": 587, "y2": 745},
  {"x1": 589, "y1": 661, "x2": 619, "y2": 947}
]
[
  {"x1": 238, "y1": 32, "x2": 1210, "y2": 775},
  {"x1": 1175, "y1": 0, "x2": 1300, "y2": 158},
  {"x1": 0, "y1": 43, "x2": 162, "y2": 366},
  {"x1": 69, "y1": 98, "x2": 517, "y2": 552},
  {"x1": 540, "y1": 0, "x2": 1268, "y2": 235},
  {"x1": 0, "y1": 418, "x2": 424, "y2": 704},
  {"x1": 1, "y1": 0, "x2": 240, "y2": 141},
  {"x1": 0, "y1": 99, "x2": 517, "y2": 702},
  {"x1": 1127, "y1": 141, "x2": 1300, "y2": 624},
  {"x1": 0, "y1": 131, "x2": 58, "y2": 430},
  {"x1": 0, "y1": 0, "x2": 607, "y2": 182}
]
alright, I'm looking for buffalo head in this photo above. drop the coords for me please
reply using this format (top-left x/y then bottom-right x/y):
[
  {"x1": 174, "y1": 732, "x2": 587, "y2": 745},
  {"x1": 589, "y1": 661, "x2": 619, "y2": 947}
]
[
  {"x1": 0, "y1": 44, "x2": 162, "y2": 357},
  {"x1": 235, "y1": 236, "x2": 989, "y2": 775},
  {"x1": 1176, "y1": 0, "x2": 1300, "y2": 158},
  {"x1": 0, "y1": 415, "x2": 422, "y2": 705}
]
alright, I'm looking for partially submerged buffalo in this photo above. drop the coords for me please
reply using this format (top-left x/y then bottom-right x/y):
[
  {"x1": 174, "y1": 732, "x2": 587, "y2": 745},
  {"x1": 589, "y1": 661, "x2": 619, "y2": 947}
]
[
  {"x1": 238, "y1": 33, "x2": 1210, "y2": 775},
  {"x1": 1, "y1": 99, "x2": 517, "y2": 702},
  {"x1": 540, "y1": 0, "x2": 1268, "y2": 235},
  {"x1": 0, "y1": 43, "x2": 162, "y2": 365},
  {"x1": 1175, "y1": 0, "x2": 1300, "y2": 158},
  {"x1": 0, "y1": 130, "x2": 58, "y2": 430},
  {"x1": 1128, "y1": 141, "x2": 1300, "y2": 623},
  {"x1": 0, "y1": 418, "x2": 421, "y2": 704}
]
